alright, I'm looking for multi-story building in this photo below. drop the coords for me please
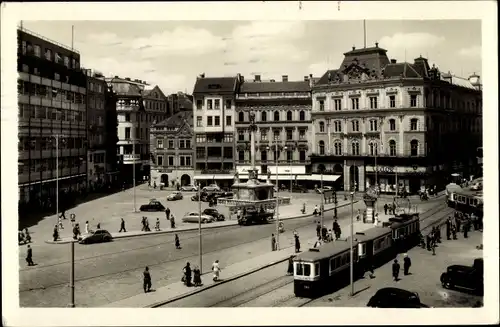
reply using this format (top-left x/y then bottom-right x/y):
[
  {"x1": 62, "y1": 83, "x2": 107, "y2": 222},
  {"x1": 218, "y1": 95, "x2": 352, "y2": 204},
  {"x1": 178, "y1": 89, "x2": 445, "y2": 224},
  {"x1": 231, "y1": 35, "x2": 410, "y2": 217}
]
[
  {"x1": 105, "y1": 77, "x2": 150, "y2": 183},
  {"x1": 17, "y1": 26, "x2": 87, "y2": 212},
  {"x1": 150, "y1": 111, "x2": 194, "y2": 188},
  {"x1": 234, "y1": 74, "x2": 314, "y2": 183},
  {"x1": 192, "y1": 74, "x2": 240, "y2": 188},
  {"x1": 311, "y1": 43, "x2": 482, "y2": 193},
  {"x1": 143, "y1": 84, "x2": 169, "y2": 123},
  {"x1": 168, "y1": 92, "x2": 194, "y2": 115}
]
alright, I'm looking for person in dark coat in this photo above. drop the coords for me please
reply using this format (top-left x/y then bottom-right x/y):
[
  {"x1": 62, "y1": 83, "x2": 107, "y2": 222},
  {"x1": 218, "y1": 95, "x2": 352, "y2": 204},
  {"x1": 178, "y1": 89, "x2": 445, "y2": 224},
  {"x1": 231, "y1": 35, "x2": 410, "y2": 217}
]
[
  {"x1": 271, "y1": 234, "x2": 276, "y2": 251},
  {"x1": 333, "y1": 219, "x2": 340, "y2": 237},
  {"x1": 392, "y1": 259, "x2": 400, "y2": 281},
  {"x1": 175, "y1": 234, "x2": 181, "y2": 249},
  {"x1": 53, "y1": 225, "x2": 59, "y2": 242},
  {"x1": 26, "y1": 245, "x2": 34, "y2": 266},
  {"x1": 165, "y1": 207, "x2": 171, "y2": 221},
  {"x1": 294, "y1": 234, "x2": 301, "y2": 253},
  {"x1": 183, "y1": 262, "x2": 192, "y2": 286},
  {"x1": 321, "y1": 226, "x2": 328, "y2": 241},
  {"x1": 316, "y1": 222, "x2": 321, "y2": 238},
  {"x1": 193, "y1": 266, "x2": 202, "y2": 286},
  {"x1": 463, "y1": 219, "x2": 469, "y2": 238},
  {"x1": 403, "y1": 254, "x2": 411, "y2": 275},
  {"x1": 456, "y1": 218, "x2": 461, "y2": 234},
  {"x1": 426, "y1": 234, "x2": 432, "y2": 251},
  {"x1": 287, "y1": 255, "x2": 295, "y2": 275},
  {"x1": 119, "y1": 218, "x2": 127, "y2": 232},
  {"x1": 435, "y1": 225, "x2": 441, "y2": 243},
  {"x1": 143, "y1": 266, "x2": 152, "y2": 293},
  {"x1": 170, "y1": 215, "x2": 176, "y2": 228},
  {"x1": 446, "y1": 218, "x2": 451, "y2": 240},
  {"x1": 452, "y1": 225, "x2": 457, "y2": 240}
]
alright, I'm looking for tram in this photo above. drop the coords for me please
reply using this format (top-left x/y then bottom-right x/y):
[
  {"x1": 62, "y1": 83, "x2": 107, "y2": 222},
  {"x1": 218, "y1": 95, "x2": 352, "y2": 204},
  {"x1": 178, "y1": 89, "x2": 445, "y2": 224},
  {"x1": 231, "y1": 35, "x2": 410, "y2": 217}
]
[{"x1": 446, "y1": 178, "x2": 483, "y2": 216}]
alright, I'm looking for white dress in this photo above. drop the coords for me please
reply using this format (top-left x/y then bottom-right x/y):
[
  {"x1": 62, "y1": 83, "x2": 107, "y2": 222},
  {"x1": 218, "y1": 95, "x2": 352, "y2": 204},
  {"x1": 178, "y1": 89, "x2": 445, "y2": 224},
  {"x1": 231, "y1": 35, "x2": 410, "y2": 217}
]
[
  {"x1": 212, "y1": 262, "x2": 220, "y2": 279},
  {"x1": 85, "y1": 223, "x2": 89, "y2": 234}
]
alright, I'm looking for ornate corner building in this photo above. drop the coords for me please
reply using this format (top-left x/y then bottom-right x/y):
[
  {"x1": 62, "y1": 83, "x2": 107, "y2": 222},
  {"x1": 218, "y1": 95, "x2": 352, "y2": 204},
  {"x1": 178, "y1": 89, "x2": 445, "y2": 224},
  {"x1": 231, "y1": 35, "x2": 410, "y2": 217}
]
[{"x1": 311, "y1": 44, "x2": 482, "y2": 193}]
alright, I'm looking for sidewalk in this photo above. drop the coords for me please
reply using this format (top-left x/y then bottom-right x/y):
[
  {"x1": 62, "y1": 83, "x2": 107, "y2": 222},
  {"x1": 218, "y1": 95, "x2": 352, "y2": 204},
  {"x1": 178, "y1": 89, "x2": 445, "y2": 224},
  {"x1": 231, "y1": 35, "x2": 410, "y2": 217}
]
[
  {"x1": 104, "y1": 216, "x2": 374, "y2": 307},
  {"x1": 44, "y1": 199, "x2": 357, "y2": 244}
]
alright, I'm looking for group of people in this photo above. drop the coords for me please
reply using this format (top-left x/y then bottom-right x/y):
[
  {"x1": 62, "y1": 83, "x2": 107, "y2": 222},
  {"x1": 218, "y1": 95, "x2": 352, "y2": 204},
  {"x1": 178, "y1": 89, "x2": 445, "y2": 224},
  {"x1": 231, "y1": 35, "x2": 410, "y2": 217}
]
[
  {"x1": 165, "y1": 208, "x2": 176, "y2": 229},
  {"x1": 391, "y1": 254, "x2": 412, "y2": 281},
  {"x1": 18, "y1": 228, "x2": 31, "y2": 244}
]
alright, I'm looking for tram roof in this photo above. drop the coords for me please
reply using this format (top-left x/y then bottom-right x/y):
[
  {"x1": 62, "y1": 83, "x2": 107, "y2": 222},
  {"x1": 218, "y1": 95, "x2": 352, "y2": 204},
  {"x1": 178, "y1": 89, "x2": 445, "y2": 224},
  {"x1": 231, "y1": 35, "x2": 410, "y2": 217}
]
[
  {"x1": 294, "y1": 239, "x2": 356, "y2": 262},
  {"x1": 350, "y1": 226, "x2": 392, "y2": 242}
]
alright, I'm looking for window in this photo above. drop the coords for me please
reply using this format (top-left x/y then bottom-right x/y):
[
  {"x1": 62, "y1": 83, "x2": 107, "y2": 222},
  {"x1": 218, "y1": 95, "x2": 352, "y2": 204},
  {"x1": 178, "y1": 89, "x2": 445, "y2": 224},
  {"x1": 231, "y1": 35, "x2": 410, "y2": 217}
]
[
  {"x1": 389, "y1": 119, "x2": 396, "y2": 131},
  {"x1": 44, "y1": 48, "x2": 52, "y2": 61},
  {"x1": 207, "y1": 99, "x2": 213, "y2": 110},
  {"x1": 157, "y1": 139, "x2": 164, "y2": 149},
  {"x1": 410, "y1": 118, "x2": 418, "y2": 131},
  {"x1": 352, "y1": 141, "x2": 360, "y2": 155},
  {"x1": 34, "y1": 45, "x2": 41, "y2": 57},
  {"x1": 410, "y1": 95, "x2": 417, "y2": 107},
  {"x1": 196, "y1": 99, "x2": 203, "y2": 110},
  {"x1": 319, "y1": 141, "x2": 325, "y2": 155},
  {"x1": 351, "y1": 120, "x2": 359, "y2": 132},
  {"x1": 196, "y1": 116, "x2": 203, "y2": 127},
  {"x1": 287, "y1": 111, "x2": 293, "y2": 121},
  {"x1": 239, "y1": 112, "x2": 244, "y2": 122},
  {"x1": 124, "y1": 127, "x2": 131, "y2": 139},
  {"x1": 273, "y1": 130, "x2": 280, "y2": 141},
  {"x1": 410, "y1": 140, "x2": 419, "y2": 156},
  {"x1": 286, "y1": 129, "x2": 293, "y2": 140},
  {"x1": 260, "y1": 130, "x2": 268, "y2": 141},
  {"x1": 238, "y1": 151, "x2": 245, "y2": 161},
  {"x1": 334, "y1": 99, "x2": 342, "y2": 111},
  {"x1": 54, "y1": 73, "x2": 60, "y2": 81},
  {"x1": 299, "y1": 129, "x2": 306, "y2": 140},
  {"x1": 334, "y1": 120, "x2": 342, "y2": 132},
  {"x1": 226, "y1": 115, "x2": 232, "y2": 126},
  {"x1": 168, "y1": 156, "x2": 174, "y2": 166},
  {"x1": 369, "y1": 119, "x2": 378, "y2": 131},
  {"x1": 389, "y1": 140, "x2": 397, "y2": 156},
  {"x1": 180, "y1": 157, "x2": 185, "y2": 166},
  {"x1": 351, "y1": 98, "x2": 359, "y2": 110},
  {"x1": 214, "y1": 99, "x2": 220, "y2": 109},
  {"x1": 63, "y1": 56, "x2": 69, "y2": 68},
  {"x1": 370, "y1": 97, "x2": 378, "y2": 109},
  {"x1": 214, "y1": 116, "x2": 220, "y2": 126},
  {"x1": 389, "y1": 95, "x2": 396, "y2": 108},
  {"x1": 369, "y1": 142, "x2": 378, "y2": 156},
  {"x1": 207, "y1": 116, "x2": 213, "y2": 126},
  {"x1": 22, "y1": 64, "x2": 29, "y2": 73},
  {"x1": 287, "y1": 151, "x2": 293, "y2": 161},
  {"x1": 168, "y1": 140, "x2": 174, "y2": 149},
  {"x1": 22, "y1": 41, "x2": 27, "y2": 54},
  {"x1": 299, "y1": 150, "x2": 306, "y2": 161},
  {"x1": 238, "y1": 130, "x2": 245, "y2": 141},
  {"x1": 260, "y1": 150, "x2": 267, "y2": 161},
  {"x1": 179, "y1": 140, "x2": 185, "y2": 149},
  {"x1": 157, "y1": 155, "x2": 163, "y2": 166},
  {"x1": 319, "y1": 121, "x2": 325, "y2": 133},
  {"x1": 318, "y1": 100, "x2": 325, "y2": 111},
  {"x1": 125, "y1": 113, "x2": 130, "y2": 122},
  {"x1": 261, "y1": 111, "x2": 267, "y2": 121},
  {"x1": 55, "y1": 52, "x2": 62, "y2": 63},
  {"x1": 299, "y1": 110, "x2": 305, "y2": 121},
  {"x1": 186, "y1": 140, "x2": 191, "y2": 148},
  {"x1": 274, "y1": 111, "x2": 280, "y2": 121},
  {"x1": 334, "y1": 140, "x2": 342, "y2": 155},
  {"x1": 225, "y1": 99, "x2": 232, "y2": 109}
]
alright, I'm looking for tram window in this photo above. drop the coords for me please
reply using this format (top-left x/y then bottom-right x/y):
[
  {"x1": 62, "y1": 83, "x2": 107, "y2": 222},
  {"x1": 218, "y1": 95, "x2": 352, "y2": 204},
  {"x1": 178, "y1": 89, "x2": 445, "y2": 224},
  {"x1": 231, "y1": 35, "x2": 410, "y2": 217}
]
[
  {"x1": 335, "y1": 257, "x2": 340, "y2": 267},
  {"x1": 296, "y1": 263, "x2": 303, "y2": 275},
  {"x1": 474, "y1": 199, "x2": 478, "y2": 206},
  {"x1": 315, "y1": 263, "x2": 320, "y2": 276},
  {"x1": 303, "y1": 264, "x2": 311, "y2": 277},
  {"x1": 329, "y1": 258, "x2": 334, "y2": 272}
]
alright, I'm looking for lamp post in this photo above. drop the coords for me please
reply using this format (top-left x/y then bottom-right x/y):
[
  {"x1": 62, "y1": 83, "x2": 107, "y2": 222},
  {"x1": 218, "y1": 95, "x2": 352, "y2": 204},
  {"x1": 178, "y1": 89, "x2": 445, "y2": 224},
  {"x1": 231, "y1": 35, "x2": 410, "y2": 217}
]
[
  {"x1": 320, "y1": 169, "x2": 324, "y2": 230},
  {"x1": 349, "y1": 182, "x2": 356, "y2": 297},
  {"x1": 197, "y1": 180, "x2": 202, "y2": 273},
  {"x1": 289, "y1": 151, "x2": 292, "y2": 193},
  {"x1": 267, "y1": 144, "x2": 285, "y2": 251}
]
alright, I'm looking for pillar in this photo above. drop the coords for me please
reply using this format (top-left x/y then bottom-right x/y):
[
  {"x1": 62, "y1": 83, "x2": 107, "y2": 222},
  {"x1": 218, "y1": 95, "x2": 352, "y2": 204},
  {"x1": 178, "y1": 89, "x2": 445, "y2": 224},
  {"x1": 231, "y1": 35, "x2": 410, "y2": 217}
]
[
  {"x1": 358, "y1": 164, "x2": 366, "y2": 192},
  {"x1": 344, "y1": 161, "x2": 350, "y2": 191}
]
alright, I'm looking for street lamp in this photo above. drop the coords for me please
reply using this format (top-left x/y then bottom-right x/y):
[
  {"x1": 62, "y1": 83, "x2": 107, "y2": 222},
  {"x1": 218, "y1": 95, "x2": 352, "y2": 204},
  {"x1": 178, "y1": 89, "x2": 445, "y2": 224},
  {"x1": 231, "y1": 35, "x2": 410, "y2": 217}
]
[
  {"x1": 197, "y1": 180, "x2": 202, "y2": 273},
  {"x1": 349, "y1": 182, "x2": 357, "y2": 297},
  {"x1": 289, "y1": 149, "x2": 292, "y2": 193},
  {"x1": 320, "y1": 168, "x2": 324, "y2": 232},
  {"x1": 267, "y1": 144, "x2": 285, "y2": 251}
]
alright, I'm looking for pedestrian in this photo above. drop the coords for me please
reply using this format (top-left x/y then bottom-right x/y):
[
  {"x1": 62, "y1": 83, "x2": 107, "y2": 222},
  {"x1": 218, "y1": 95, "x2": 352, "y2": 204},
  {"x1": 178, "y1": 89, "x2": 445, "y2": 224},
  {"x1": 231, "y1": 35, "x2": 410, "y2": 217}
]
[
  {"x1": 143, "y1": 266, "x2": 152, "y2": 293},
  {"x1": 357, "y1": 209, "x2": 361, "y2": 221},
  {"x1": 271, "y1": 234, "x2": 276, "y2": 251},
  {"x1": 294, "y1": 234, "x2": 301, "y2": 253},
  {"x1": 24, "y1": 228, "x2": 31, "y2": 243},
  {"x1": 446, "y1": 218, "x2": 451, "y2": 240},
  {"x1": 97, "y1": 222, "x2": 101, "y2": 229},
  {"x1": 53, "y1": 225, "x2": 59, "y2": 242},
  {"x1": 237, "y1": 208, "x2": 242, "y2": 220},
  {"x1": 432, "y1": 242, "x2": 436, "y2": 255},
  {"x1": 452, "y1": 225, "x2": 457, "y2": 240},
  {"x1": 313, "y1": 237, "x2": 322, "y2": 248},
  {"x1": 119, "y1": 218, "x2": 127, "y2": 232},
  {"x1": 72, "y1": 224, "x2": 79, "y2": 240},
  {"x1": 212, "y1": 260, "x2": 221, "y2": 281},
  {"x1": 141, "y1": 217, "x2": 146, "y2": 231},
  {"x1": 463, "y1": 220, "x2": 469, "y2": 238},
  {"x1": 403, "y1": 253, "x2": 411, "y2": 275},
  {"x1": 155, "y1": 218, "x2": 161, "y2": 231},
  {"x1": 436, "y1": 225, "x2": 442, "y2": 243},
  {"x1": 60, "y1": 209, "x2": 67, "y2": 220},
  {"x1": 287, "y1": 255, "x2": 294, "y2": 275},
  {"x1": 313, "y1": 205, "x2": 319, "y2": 216},
  {"x1": 170, "y1": 215, "x2": 176, "y2": 229},
  {"x1": 384, "y1": 203, "x2": 388, "y2": 215},
  {"x1": 175, "y1": 234, "x2": 181, "y2": 249},
  {"x1": 85, "y1": 221, "x2": 89, "y2": 234},
  {"x1": 153, "y1": 181, "x2": 157, "y2": 189},
  {"x1": 183, "y1": 262, "x2": 192, "y2": 286},
  {"x1": 426, "y1": 233, "x2": 431, "y2": 251},
  {"x1": 392, "y1": 259, "x2": 400, "y2": 281},
  {"x1": 58, "y1": 217, "x2": 64, "y2": 230},
  {"x1": 321, "y1": 225, "x2": 328, "y2": 241},
  {"x1": 316, "y1": 222, "x2": 321, "y2": 238},
  {"x1": 165, "y1": 207, "x2": 170, "y2": 221},
  {"x1": 456, "y1": 218, "x2": 461, "y2": 234},
  {"x1": 193, "y1": 266, "x2": 202, "y2": 286},
  {"x1": 26, "y1": 245, "x2": 34, "y2": 266}
]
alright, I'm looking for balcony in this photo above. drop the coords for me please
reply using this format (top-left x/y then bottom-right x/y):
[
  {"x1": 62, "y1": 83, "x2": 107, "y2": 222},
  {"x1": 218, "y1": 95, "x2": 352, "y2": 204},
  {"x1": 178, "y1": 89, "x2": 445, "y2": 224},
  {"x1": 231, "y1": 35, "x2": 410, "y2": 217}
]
[{"x1": 122, "y1": 154, "x2": 141, "y2": 164}]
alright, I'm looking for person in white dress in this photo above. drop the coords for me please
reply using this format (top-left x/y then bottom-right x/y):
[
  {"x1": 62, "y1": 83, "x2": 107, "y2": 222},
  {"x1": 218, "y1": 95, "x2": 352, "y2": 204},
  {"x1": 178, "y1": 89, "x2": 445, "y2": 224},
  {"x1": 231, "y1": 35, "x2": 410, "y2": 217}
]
[
  {"x1": 85, "y1": 221, "x2": 90, "y2": 234},
  {"x1": 212, "y1": 260, "x2": 221, "y2": 281}
]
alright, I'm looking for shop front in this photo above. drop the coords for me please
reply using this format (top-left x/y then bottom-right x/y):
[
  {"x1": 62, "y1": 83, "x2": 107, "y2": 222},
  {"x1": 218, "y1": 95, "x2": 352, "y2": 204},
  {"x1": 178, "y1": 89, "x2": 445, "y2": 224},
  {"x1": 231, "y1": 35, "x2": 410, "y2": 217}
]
[{"x1": 365, "y1": 165, "x2": 431, "y2": 194}]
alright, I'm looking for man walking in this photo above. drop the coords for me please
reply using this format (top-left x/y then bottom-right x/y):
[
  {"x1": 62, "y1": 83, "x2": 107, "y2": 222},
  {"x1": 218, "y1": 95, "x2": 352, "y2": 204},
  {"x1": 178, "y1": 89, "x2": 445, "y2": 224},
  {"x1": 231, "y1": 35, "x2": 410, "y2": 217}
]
[
  {"x1": 446, "y1": 218, "x2": 451, "y2": 240},
  {"x1": 403, "y1": 253, "x2": 411, "y2": 275},
  {"x1": 294, "y1": 233, "x2": 301, "y2": 253},
  {"x1": 143, "y1": 267, "x2": 152, "y2": 293},
  {"x1": 53, "y1": 225, "x2": 59, "y2": 242},
  {"x1": 26, "y1": 245, "x2": 34, "y2": 266},
  {"x1": 165, "y1": 207, "x2": 171, "y2": 221},
  {"x1": 316, "y1": 222, "x2": 321, "y2": 238},
  {"x1": 271, "y1": 234, "x2": 277, "y2": 251},
  {"x1": 119, "y1": 218, "x2": 127, "y2": 232},
  {"x1": 384, "y1": 203, "x2": 388, "y2": 215},
  {"x1": 392, "y1": 259, "x2": 400, "y2": 281}
]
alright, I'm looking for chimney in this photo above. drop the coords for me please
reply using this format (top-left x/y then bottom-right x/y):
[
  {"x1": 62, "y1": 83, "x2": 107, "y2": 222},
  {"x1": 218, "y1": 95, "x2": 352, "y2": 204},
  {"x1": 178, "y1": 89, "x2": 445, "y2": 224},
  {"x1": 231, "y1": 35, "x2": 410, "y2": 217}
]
[
  {"x1": 304, "y1": 76, "x2": 309, "y2": 81},
  {"x1": 199, "y1": 73, "x2": 205, "y2": 78},
  {"x1": 240, "y1": 75, "x2": 245, "y2": 82},
  {"x1": 125, "y1": 77, "x2": 131, "y2": 81},
  {"x1": 309, "y1": 74, "x2": 314, "y2": 88},
  {"x1": 390, "y1": 59, "x2": 397, "y2": 64},
  {"x1": 254, "y1": 75, "x2": 261, "y2": 82},
  {"x1": 375, "y1": 42, "x2": 379, "y2": 48},
  {"x1": 282, "y1": 75, "x2": 288, "y2": 82},
  {"x1": 114, "y1": 75, "x2": 119, "y2": 78},
  {"x1": 352, "y1": 46, "x2": 356, "y2": 51},
  {"x1": 270, "y1": 79, "x2": 275, "y2": 82}
]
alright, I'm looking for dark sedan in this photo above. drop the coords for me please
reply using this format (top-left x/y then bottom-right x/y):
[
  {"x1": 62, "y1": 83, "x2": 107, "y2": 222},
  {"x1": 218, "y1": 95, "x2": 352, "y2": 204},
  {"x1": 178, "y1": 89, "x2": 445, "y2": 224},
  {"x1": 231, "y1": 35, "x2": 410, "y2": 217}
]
[
  {"x1": 79, "y1": 229, "x2": 113, "y2": 245},
  {"x1": 202, "y1": 208, "x2": 225, "y2": 221},
  {"x1": 140, "y1": 199, "x2": 166, "y2": 212},
  {"x1": 440, "y1": 259, "x2": 483, "y2": 295},
  {"x1": 367, "y1": 287, "x2": 430, "y2": 308},
  {"x1": 291, "y1": 184, "x2": 308, "y2": 193}
]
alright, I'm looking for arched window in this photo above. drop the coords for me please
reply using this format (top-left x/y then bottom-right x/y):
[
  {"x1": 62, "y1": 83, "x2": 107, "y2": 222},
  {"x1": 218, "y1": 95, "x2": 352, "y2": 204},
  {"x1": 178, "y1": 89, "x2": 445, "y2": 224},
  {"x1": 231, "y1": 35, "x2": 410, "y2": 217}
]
[
  {"x1": 410, "y1": 118, "x2": 418, "y2": 131},
  {"x1": 319, "y1": 141, "x2": 325, "y2": 155},
  {"x1": 333, "y1": 120, "x2": 342, "y2": 132},
  {"x1": 287, "y1": 111, "x2": 293, "y2": 121},
  {"x1": 389, "y1": 140, "x2": 397, "y2": 156},
  {"x1": 351, "y1": 141, "x2": 360, "y2": 155},
  {"x1": 238, "y1": 112, "x2": 244, "y2": 122},
  {"x1": 389, "y1": 119, "x2": 396, "y2": 131},
  {"x1": 299, "y1": 110, "x2": 305, "y2": 121},
  {"x1": 369, "y1": 119, "x2": 378, "y2": 131},
  {"x1": 351, "y1": 120, "x2": 359, "y2": 132},
  {"x1": 274, "y1": 111, "x2": 280, "y2": 121},
  {"x1": 261, "y1": 111, "x2": 267, "y2": 122},
  {"x1": 319, "y1": 121, "x2": 325, "y2": 132},
  {"x1": 410, "y1": 140, "x2": 419, "y2": 156},
  {"x1": 334, "y1": 140, "x2": 342, "y2": 155},
  {"x1": 369, "y1": 142, "x2": 378, "y2": 156}
]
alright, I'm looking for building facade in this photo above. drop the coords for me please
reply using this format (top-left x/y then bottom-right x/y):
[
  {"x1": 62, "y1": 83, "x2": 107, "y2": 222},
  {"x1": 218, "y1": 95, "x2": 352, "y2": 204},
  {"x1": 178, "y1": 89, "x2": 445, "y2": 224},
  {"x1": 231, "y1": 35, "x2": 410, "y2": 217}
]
[
  {"x1": 192, "y1": 74, "x2": 240, "y2": 188},
  {"x1": 106, "y1": 77, "x2": 150, "y2": 183},
  {"x1": 235, "y1": 74, "x2": 314, "y2": 183},
  {"x1": 17, "y1": 27, "x2": 87, "y2": 211},
  {"x1": 311, "y1": 44, "x2": 482, "y2": 193},
  {"x1": 168, "y1": 92, "x2": 194, "y2": 115},
  {"x1": 150, "y1": 111, "x2": 194, "y2": 188}
]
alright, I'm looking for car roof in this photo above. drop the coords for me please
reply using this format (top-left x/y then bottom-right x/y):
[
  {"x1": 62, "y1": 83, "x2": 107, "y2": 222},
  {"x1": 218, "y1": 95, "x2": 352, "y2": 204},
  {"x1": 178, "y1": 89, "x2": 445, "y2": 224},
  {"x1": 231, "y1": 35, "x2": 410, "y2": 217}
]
[{"x1": 376, "y1": 287, "x2": 416, "y2": 296}]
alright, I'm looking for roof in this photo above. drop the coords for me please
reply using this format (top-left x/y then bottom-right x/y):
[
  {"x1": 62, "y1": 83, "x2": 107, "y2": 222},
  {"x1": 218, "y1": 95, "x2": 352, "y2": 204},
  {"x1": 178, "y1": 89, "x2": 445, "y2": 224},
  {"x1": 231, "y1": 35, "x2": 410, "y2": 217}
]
[
  {"x1": 383, "y1": 62, "x2": 422, "y2": 78},
  {"x1": 193, "y1": 76, "x2": 238, "y2": 94},
  {"x1": 441, "y1": 74, "x2": 476, "y2": 90},
  {"x1": 108, "y1": 81, "x2": 144, "y2": 97},
  {"x1": 240, "y1": 80, "x2": 311, "y2": 93},
  {"x1": 340, "y1": 46, "x2": 391, "y2": 75},
  {"x1": 294, "y1": 238, "x2": 356, "y2": 262},
  {"x1": 143, "y1": 85, "x2": 167, "y2": 99},
  {"x1": 350, "y1": 226, "x2": 391, "y2": 243},
  {"x1": 154, "y1": 111, "x2": 193, "y2": 128}
]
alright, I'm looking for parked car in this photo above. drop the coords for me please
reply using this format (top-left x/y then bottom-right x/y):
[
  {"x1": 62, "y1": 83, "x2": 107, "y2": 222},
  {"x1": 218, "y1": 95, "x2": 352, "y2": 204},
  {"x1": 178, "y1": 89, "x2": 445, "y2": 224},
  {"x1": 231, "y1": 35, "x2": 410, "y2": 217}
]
[
  {"x1": 180, "y1": 184, "x2": 198, "y2": 192},
  {"x1": 440, "y1": 258, "x2": 483, "y2": 295},
  {"x1": 167, "y1": 191, "x2": 183, "y2": 201},
  {"x1": 79, "y1": 229, "x2": 113, "y2": 245},
  {"x1": 202, "y1": 184, "x2": 221, "y2": 192},
  {"x1": 202, "y1": 208, "x2": 225, "y2": 221},
  {"x1": 315, "y1": 186, "x2": 333, "y2": 194},
  {"x1": 182, "y1": 211, "x2": 215, "y2": 224},
  {"x1": 291, "y1": 184, "x2": 308, "y2": 193},
  {"x1": 191, "y1": 192, "x2": 210, "y2": 202},
  {"x1": 140, "y1": 199, "x2": 166, "y2": 212},
  {"x1": 367, "y1": 287, "x2": 430, "y2": 308}
]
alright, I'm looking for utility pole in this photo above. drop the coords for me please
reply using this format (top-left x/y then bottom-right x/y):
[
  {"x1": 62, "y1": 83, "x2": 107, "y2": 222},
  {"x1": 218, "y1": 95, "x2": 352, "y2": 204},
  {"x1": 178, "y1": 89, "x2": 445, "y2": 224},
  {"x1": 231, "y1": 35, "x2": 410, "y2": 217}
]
[{"x1": 349, "y1": 184, "x2": 356, "y2": 296}]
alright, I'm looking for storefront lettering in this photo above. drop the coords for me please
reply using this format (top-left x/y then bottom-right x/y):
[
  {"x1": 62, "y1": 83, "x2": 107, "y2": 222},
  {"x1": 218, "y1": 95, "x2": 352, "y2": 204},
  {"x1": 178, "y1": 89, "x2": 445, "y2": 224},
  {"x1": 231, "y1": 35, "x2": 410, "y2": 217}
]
[{"x1": 375, "y1": 166, "x2": 395, "y2": 173}]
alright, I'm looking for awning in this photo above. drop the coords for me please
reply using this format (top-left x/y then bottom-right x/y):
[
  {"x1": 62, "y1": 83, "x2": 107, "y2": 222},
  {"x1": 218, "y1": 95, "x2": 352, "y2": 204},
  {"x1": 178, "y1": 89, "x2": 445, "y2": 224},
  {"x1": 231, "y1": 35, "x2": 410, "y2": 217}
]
[
  {"x1": 19, "y1": 173, "x2": 87, "y2": 187},
  {"x1": 306, "y1": 174, "x2": 341, "y2": 182},
  {"x1": 213, "y1": 174, "x2": 234, "y2": 180},
  {"x1": 193, "y1": 175, "x2": 234, "y2": 180}
]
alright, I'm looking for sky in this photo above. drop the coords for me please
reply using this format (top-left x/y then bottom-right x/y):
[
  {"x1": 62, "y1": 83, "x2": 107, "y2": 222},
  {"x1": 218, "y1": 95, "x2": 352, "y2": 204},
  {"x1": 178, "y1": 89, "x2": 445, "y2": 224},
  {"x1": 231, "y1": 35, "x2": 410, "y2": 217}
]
[{"x1": 21, "y1": 19, "x2": 482, "y2": 95}]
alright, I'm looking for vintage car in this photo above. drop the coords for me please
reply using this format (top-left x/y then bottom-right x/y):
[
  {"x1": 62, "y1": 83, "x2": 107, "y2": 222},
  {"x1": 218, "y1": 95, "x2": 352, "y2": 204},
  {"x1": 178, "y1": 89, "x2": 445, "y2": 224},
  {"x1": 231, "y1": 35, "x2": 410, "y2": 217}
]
[
  {"x1": 140, "y1": 199, "x2": 166, "y2": 212},
  {"x1": 291, "y1": 184, "x2": 308, "y2": 193},
  {"x1": 202, "y1": 184, "x2": 221, "y2": 192},
  {"x1": 191, "y1": 191, "x2": 210, "y2": 202},
  {"x1": 440, "y1": 258, "x2": 483, "y2": 295},
  {"x1": 182, "y1": 211, "x2": 216, "y2": 224},
  {"x1": 79, "y1": 229, "x2": 113, "y2": 245},
  {"x1": 180, "y1": 184, "x2": 198, "y2": 192},
  {"x1": 167, "y1": 191, "x2": 183, "y2": 201},
  {"x1": 367, "y1": 287, "x2": 430, "y2": 308},
  {"x1": 202, "y1": 208, "x2": 225, "y2": 221},
  {"x1": 315, "y1": 186, "x2": 333, "y2": 194}
]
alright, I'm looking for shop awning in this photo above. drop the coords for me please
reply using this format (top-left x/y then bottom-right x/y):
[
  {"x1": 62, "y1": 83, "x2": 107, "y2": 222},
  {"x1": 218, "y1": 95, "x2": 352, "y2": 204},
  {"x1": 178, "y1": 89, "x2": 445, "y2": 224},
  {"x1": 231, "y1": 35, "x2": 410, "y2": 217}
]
[
  {"x1": 194, "y1": 175, "x2": 234, "y2": 180},
  {"x1": 19, "y1": 173, "x2": 87, "y2": 187},
  {"x1": 307, "y1": 174, "x2": 341, "y2": 182}
]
